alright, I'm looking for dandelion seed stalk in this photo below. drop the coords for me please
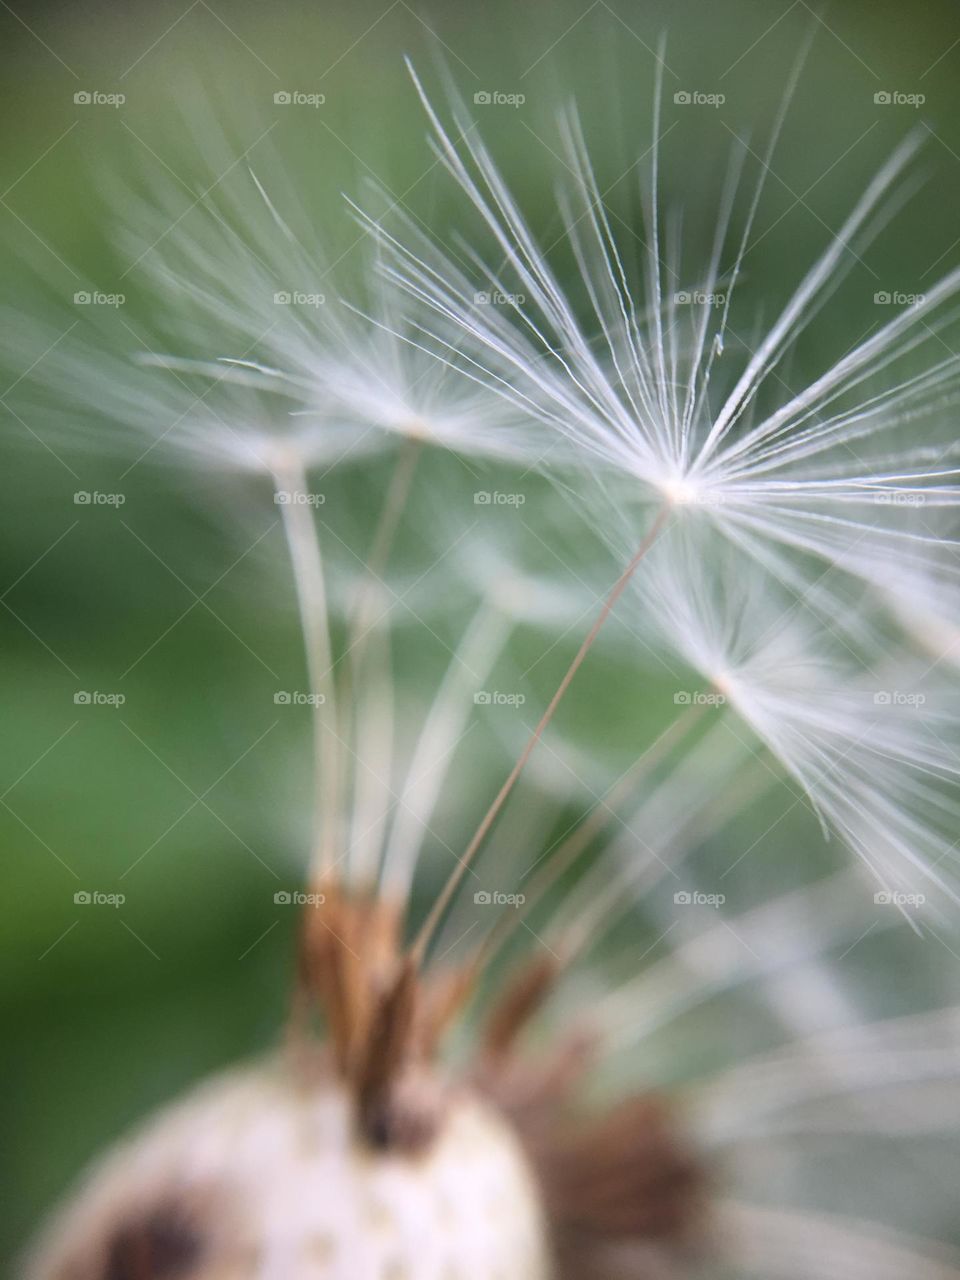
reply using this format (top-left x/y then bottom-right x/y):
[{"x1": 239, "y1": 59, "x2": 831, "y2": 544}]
[
  {"x1": 412, "y1": 500, "x2": 672, "y2": 961},
  {"x1": 348, "y1": 436, "x2": 422, "y2": 658},
  {"x1": 273, "y1": 453, "x2": 341, "y2": 879},
  {"x1": 380, "y1": 600, "x2": 514, "y2": 899},
  {"x1": 477, "y1": 697, "x2": 711, "y2": 967}
]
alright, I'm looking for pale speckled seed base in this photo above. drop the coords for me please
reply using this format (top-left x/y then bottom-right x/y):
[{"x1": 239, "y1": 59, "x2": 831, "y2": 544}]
[{"x1": 26, "y1": 1061, "x2": 552, "y2": 1280}]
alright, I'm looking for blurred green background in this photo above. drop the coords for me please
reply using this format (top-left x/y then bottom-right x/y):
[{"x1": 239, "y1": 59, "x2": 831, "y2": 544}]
[{"x1": 3, "y1": 0, "x2": 960, "y2": 1271}]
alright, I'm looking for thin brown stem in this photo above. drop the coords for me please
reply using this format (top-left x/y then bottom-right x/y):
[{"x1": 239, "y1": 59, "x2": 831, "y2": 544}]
[
  {"x1": 412, "y1": 501, "x2": 672, "y2": 963},
  {"x1": 476, "y1": 700, "x2": 708, "y2": 970}
]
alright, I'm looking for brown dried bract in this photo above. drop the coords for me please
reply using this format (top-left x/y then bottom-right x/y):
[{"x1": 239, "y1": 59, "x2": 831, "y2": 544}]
[
  {"x1": 297, "y1": 882, "x2": 404, "y2": 1076},
  {"x1": 294, "y1": 881, "x2": 478, "y2": 1155},
  {"x1": 473, "y1": 957, "x2": 704, "y2": 1277},
  {"x1": 535, "y1": 1096, "x2": 704, "y2": 1243},
  {"x1": 480, "y1": 953, "x2": 560, "y2": 1061}
]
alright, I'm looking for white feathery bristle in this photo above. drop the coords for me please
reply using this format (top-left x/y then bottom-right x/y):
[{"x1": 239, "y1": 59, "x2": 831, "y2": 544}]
[
  {"x1": 626, "y1": 531, "x2": 960, "y2": 913},
  {"x1": 7, "y1": 156, "x2": 551, "y2": 480},
  {"x1": 375, "y1": 72, "x2": 960, "y2": 605}
]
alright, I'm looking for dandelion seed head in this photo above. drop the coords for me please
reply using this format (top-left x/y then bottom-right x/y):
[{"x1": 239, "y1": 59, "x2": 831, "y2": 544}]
[
  {"x1": 16, "y1": 69, "x2": 960, "y2": 1280},
  {"x1": 620, "y1": 529, "x2": 960, "y2": 913},
  {"x1": 374, "y1": 72, "x2": 960, "y2": 610}
]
